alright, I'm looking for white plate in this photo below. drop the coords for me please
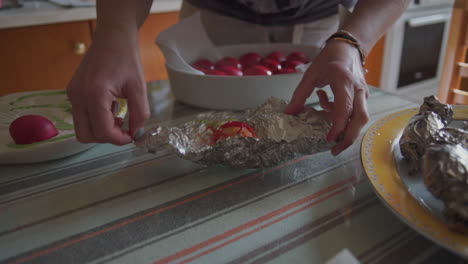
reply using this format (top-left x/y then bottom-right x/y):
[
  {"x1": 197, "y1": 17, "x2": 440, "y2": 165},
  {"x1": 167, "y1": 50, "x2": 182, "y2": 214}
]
[{"x1": 0, "y1": 90, "x2": 126, "y2": 164}]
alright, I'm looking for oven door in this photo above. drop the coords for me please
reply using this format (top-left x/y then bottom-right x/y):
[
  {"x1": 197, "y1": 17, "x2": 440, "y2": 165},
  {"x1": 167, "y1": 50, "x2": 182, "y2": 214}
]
[{"x1": 380, "y1": 7, "x2": 452, "y2": 93}]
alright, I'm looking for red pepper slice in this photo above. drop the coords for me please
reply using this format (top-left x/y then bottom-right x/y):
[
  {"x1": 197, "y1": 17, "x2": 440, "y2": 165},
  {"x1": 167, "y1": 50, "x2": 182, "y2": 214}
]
[
  {"x1": 206, "y1": 121, "x2": 257, "y2": 145},
  {"x1": 219, "y1": 121, "x2": 257, "y2": 138}
]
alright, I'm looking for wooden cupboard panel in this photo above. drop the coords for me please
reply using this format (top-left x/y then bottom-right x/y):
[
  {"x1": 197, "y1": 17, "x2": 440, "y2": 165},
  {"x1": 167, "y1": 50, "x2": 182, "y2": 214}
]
[
  {"x1": 91, "y1": 11, "x2": 180, "y2": 82},
  {"x1": 460, "y1": 62, "x2": 468, "y2": 77},
  {"x1": 0, "y1": 21, "x2": 92, "y2": 96},
  {"x1": 139, "y1": 12, "x2": 180, "y2": 81},
  {"x1": 438, "y1": 0, "x2": 468, "y2": 104},
  {"x1": 452, "y1": 88, "x2": 468, "y2": 104},
  {"x1": 365, "y1": 36, "x2": 385, "y2": 88}
]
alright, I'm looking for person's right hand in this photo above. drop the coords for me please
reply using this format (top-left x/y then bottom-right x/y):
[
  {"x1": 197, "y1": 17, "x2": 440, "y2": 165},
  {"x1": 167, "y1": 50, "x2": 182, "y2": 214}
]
[
  {"x1": 285, "y1": 40, "x2": 369, "y2": 156},
  {"x1": 67, "y1": 27, "x2": 150, "y2": 145}
]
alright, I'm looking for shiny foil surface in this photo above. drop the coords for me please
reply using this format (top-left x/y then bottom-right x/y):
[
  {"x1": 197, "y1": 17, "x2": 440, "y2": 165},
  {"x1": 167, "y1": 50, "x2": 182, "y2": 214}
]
[
  {"x1": 435, "y1": 127, "x2": 468, "y2": 148},
  {"x1": 399, "y1": 111, "x2": 446, "y2": 174},
  {"x1": 422, "y1": 144, "x2": 468, "y2": 233},
  {"x1": 136, "y1": 98, "x2": 334, "y2": 168},
  {"x1": 399, "y1": 96, "x2": 453, "y2": 174},
  {"x1": 418, "y1": 95, "x2": 454, "y2": 125},
  {"x1": 399, "y1": 96, "x2": 468, "y2": 233}
]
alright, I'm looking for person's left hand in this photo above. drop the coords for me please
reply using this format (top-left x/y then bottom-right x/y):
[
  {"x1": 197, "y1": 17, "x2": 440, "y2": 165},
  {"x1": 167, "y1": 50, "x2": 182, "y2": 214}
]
[{"x1": 285, "y1": 40, "x2": 370, "y2": 156}]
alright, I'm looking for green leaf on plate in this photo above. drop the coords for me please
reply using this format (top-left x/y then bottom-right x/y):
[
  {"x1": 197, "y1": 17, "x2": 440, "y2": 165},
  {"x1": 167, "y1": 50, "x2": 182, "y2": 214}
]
[
  {"x1": 9, "y1": 103, "x2": 70, "y2": 112},
  {"x1": 9, "y1": 90, "x2": 67, "y2": 106},
  {"x1": 50, "y1": 116, "x2": 74, "y2": 130},
  {"x1": 6, "y1": 134, "x2": 75, "y2": 149}
]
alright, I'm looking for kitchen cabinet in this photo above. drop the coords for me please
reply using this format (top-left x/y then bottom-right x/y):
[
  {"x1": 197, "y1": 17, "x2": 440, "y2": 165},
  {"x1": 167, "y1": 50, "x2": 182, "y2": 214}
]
[
  {"x1": 90, "y1": 11, "x2": 179, "y2": 83},
  {"x1": 439, "y1": 0, "x2": 468, "y2": 104},
  {"x1": 0, "y1": 12, "x2": 179, "y2": 97},
  {"x1": 139, "y1": 12, "x2": 180, "y2": 82},
  {"x1": 0, "y1": 10, "x2": 384, "y2": 97},
  {"x1": 0, "y1": 21, "x2": 92, "y2": 96},
  {"x1": 365, "y1": 37, "x2": 385, "y2": 87}
]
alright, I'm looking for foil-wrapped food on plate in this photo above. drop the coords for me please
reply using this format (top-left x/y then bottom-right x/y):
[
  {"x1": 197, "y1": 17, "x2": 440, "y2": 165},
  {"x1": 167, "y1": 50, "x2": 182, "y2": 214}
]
[
  {"x1": 422, "y1": 144, "x2": 468, "y2": 233},
  {"x1": 399, "y1": 96, "x2": 468, "y2": 233},
  {"x1": 136, "y1": 98, "x2": 334, "y2": 168},
  {"x1": 399, "y1": 96, "x2": 454, "y2": 174}
]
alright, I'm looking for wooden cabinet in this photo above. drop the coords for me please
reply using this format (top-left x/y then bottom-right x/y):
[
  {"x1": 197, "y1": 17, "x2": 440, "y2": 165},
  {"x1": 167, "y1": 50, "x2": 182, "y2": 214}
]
[
  {"x1": 90, "y1": 11, "x2": 180, "y2": 82},
  {"x1": 0, "y1": 21, "x2": 92, "y2": 96},
  {"x1": 0, "y1": 12, "x2": 179, "y2": 97},
  {"x1": 438, "y1": 0, "x2": 468, "y2": 104},
  {"x1": 138, "y1": 11, "x2": 180, "y2": 81},
  {"x1": 365, "y1": 37, "x2": 385, "y2": 88},
  {"x1": 1, "y1": 11, "x2": 384, "y2": 96}
]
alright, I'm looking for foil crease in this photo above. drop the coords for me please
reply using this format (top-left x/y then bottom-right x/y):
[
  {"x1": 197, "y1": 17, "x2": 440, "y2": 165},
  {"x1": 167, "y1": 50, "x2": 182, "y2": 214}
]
[
  {"x1": 399, "y1": 96, "x2": 453, "y2": 174},
  {"x1": 422, "y1": 144, "x2": 468, "y2": 233},
  {"x1": 435, "y1": 127, "x2": 468, "y2": 148},
  {"x1": 136, "y1": 98, "x2": 334, "y2": 168},
  {"x1": 418, "y1": 95, "x2": 454, "y2": 125},
  {"x1": 399, "y1": 111, "x2": 446, "y2": 174}
]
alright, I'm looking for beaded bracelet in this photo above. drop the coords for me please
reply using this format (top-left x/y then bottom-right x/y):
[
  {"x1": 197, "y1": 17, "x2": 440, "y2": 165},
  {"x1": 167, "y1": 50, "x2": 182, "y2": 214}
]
[{"x1": 325, "y1": 30, "x2": 368, "y2": 72}]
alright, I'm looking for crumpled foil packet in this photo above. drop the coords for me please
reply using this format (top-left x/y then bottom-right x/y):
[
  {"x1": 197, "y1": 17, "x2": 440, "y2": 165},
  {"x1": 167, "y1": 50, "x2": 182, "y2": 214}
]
[
  {"x1": 398, "y1": 95, "x2": 468, "y2": 233},
  {"x1": 422, "y1": 144, "x2": 468, "y2": 199},
  {"x1": 422, "y1": 144, "x2": 468, "y2": 233},
  {"x1": 135, "y1": 98, "x2": 334, "y2": 168},
  {"x1": 418, "y1": 95, "x2": 454, "y2": 125},
  {"x1": 399, "y1": 96, "x2": 454, "y2": 174}
]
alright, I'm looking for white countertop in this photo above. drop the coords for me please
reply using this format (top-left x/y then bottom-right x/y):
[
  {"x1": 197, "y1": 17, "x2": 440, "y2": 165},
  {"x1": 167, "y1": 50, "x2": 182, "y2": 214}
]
[{"x1": 0, "y1": 0, "x2": 182, "y2": 30}]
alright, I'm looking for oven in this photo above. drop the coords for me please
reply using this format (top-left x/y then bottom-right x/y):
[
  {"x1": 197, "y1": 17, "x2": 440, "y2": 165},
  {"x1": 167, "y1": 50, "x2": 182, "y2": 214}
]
[{"x1": 380, "y1": 0, "x2": 454, "y2": 93}]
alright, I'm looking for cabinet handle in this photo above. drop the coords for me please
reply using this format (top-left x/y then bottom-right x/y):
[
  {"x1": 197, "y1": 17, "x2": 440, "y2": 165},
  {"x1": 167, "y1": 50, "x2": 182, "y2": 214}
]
[{"x1": 74, "y1": 43, "x2": 87, "y2": 55}]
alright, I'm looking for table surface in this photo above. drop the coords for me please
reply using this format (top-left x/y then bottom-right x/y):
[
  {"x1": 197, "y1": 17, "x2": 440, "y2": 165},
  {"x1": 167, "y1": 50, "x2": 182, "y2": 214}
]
[{"x1": 0, "y1": 82, "x2": 466, "y2": 264}]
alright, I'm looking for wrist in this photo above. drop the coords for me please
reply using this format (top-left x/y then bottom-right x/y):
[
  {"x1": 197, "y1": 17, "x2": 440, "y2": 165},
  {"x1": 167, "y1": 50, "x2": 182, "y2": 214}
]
[
  {"x1": 94, "y1": 23, "x2": 139, "y2": 46},
  {"x1": 95, "y1": 21, "x2": 138, "y2": 36},
  {"x1": 326, "y1": 30, "x2": 367, "y2": 66},
  {"x1": 323, "y1": 40, "x2": 367, "y2": 74},
  {"x1": 324, "y1": 30, "x2": 368, "y2": 74},
  {"x1": 338, "y1": 27, "x2": 370, "y2": 56},
  {"x1": 324, "y1": 40, "x2": 359, "y2": 60}
]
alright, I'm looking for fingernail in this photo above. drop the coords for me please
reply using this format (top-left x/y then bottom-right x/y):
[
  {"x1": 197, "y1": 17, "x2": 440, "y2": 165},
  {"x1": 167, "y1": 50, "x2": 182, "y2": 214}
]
[{"x1": 111, "y1": 100, "x2": 119, "y2": 115}]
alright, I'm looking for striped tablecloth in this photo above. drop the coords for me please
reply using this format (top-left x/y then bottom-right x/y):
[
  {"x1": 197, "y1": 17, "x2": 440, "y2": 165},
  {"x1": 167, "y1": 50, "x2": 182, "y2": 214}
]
[{"x1": 0, "y1": 83, "x2": 465, "y2": 264}]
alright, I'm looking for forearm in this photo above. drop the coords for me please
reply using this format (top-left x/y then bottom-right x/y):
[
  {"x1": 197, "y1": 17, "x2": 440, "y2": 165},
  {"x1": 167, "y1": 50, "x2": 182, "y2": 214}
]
[
  {"x1": 95, "y1": 0, "x2": 153, "y2": 37},
  {"x1": 340, "y1": 0, "x2": 411, "y2": 56}
]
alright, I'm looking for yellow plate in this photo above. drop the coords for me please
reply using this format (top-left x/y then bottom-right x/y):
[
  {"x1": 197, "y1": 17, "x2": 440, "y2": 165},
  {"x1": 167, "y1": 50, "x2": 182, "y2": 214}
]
[{"x1": 361, "y1": 105, "x2": 468, "y2": 258}]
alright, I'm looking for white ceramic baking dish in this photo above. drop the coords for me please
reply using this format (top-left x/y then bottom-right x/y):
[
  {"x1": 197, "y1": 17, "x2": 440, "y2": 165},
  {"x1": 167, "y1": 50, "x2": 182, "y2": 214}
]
[{"x1": 165, "y1": 43, "x2": 322, "y2": 110}]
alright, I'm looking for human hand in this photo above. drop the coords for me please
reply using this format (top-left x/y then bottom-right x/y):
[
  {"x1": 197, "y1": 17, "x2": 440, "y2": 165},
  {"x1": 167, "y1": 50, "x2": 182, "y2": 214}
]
[
  {"x1": 67, "y1": 27, "x2": 150, "y2": 145},
  {"x1": 285, "y1": 40, "x2": 369, "y2": 155}
]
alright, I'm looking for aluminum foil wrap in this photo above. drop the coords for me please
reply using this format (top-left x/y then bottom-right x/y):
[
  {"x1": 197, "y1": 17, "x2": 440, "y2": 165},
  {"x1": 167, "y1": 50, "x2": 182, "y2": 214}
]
[
  {"x1": 435, "y1": 127, "x2": 468, "y2": 148},
  {"x1": 136, "y1": 98, "x2": 334, "y2": 168},
  {"x1": 418, "y1": 95, "x2": 454, "y2": 125},
  {"x1": 422, "y1": 144, "x2": 468, "y2": 233},
  {"x1": 398, "y1": 95, "x2": 468, "y2": 233},
  {"x1": 399, "y1": 111, "x2": 446, "y2": 174},
  {"x1": 399, "y1": 96, "x2": 453, "y2": 174}
]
